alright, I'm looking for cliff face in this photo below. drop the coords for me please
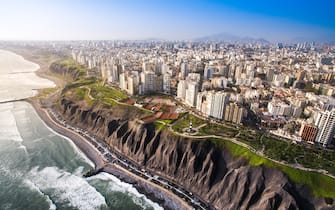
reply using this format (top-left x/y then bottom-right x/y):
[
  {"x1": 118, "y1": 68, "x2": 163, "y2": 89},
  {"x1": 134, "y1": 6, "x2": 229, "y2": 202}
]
[{"x1": 57, "y1": 98, "x2": 333, "y2": 210}]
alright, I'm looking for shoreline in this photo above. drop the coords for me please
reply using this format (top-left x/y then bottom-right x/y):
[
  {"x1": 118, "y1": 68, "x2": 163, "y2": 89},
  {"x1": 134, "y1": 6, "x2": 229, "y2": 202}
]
[
  {"x1": 6, "y1": 47, "x2": 193, "y2": 210},
  {"x1": 26, "y1": 98, "x2": 191, "y2": 210}
]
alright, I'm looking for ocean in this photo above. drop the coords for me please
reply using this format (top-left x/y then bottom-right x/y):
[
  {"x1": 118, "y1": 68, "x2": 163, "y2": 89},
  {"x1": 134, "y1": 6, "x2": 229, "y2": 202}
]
[{"x1": 0, "y1": 49, "x2": 163, "y2": 210}]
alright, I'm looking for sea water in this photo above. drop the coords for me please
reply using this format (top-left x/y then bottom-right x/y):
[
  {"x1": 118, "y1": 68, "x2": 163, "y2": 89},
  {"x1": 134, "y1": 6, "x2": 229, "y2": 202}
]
[{"x1": 0, "y1": 49, "x2": 163, "y2": 210}]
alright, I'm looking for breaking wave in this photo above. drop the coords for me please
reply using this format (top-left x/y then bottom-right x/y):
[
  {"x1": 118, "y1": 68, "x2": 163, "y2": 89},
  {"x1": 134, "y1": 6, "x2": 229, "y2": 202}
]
[
  {"x1": 89, "y1": 172, "x2": 164, "y2": 210},
  {"x1": 27, "y1": 166, "x2": 108, "y2": 210}
]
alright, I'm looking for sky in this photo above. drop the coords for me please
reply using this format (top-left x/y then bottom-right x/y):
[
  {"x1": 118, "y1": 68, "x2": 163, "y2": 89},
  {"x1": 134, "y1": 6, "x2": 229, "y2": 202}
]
[{"x1": 0, "y1": 0, "x2": 334, "y2": 42}]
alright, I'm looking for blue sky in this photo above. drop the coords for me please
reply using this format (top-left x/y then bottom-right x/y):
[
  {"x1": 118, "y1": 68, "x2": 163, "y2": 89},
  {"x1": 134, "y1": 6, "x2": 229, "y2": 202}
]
[{"x1": 0, "y1": 0, "x2": 334, "y2": 41}]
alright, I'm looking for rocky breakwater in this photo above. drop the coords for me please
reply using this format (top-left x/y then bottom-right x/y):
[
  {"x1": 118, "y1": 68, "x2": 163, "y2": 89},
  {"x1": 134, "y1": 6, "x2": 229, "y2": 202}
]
[{"x1": 56, "y1": 98, "x2": 334, "y2": 210}]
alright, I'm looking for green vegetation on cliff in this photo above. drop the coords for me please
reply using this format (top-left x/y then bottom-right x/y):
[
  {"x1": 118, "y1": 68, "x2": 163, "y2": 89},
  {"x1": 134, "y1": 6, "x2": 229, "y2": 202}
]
[
  {"x1": 173, "y1": 113, "x2": 335, "y2": 198},
  {"x1": 174, "y1": 113, "x2": 335, "y2": 177},
  {"x1": 89, "y1": 84, "x2": 128, "y2": 101},
  {"x1": 51, "y1": 59, "x2": 150, "y2": 118},
  {"x1": 50, "y1": 59, "x2": 87, "y2": 81},
  {"x1": 209, "y1": 137, "x2": 335, "y2": 198},
  {"x1": 238, "y1": 131, "x2": 335, "y2": 176},
  {"x1": 172, "y1": 114, "x2": 237, "y2": 137}
]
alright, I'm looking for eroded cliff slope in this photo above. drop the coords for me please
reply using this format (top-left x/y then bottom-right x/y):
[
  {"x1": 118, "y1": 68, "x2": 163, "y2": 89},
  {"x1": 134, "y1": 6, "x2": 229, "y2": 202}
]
[{"x1": 56, "y1": 98, "x2": 334, "y2": 210}]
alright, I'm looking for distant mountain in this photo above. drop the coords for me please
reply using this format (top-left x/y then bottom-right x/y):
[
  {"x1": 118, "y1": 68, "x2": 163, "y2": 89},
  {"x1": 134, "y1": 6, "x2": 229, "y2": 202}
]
[{"x1": 194, "y1": 32, "x2": 270, "y2": 43}]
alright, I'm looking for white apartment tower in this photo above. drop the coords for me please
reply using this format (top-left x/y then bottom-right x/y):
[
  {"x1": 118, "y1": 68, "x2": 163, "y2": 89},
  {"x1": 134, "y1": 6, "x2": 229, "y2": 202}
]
[
  {"x1": 141, "y1": 70, "x2": 155, "y2": 94},
  {"x1": 196, "y1": 91, "x2": 230, "y2": 119},
  {"x1": 211, "y1": 92, "x2": 230, "y2": 119},
  {"x1": 108, "y1": 64, "x2": 120, "y2": 83},
  {"x1": 185, "y1": 81, "x2": 198, "y2": 107},
  {"x1": 314, "y1": 110, "x2": 335, "y2": 147},
  {"x1": 119, "y1": 73, "x2": 126, "y2": 90},
  {"x1": 163, "y1": 72, "x2": 171, "y2": 94},
  {"x1": 179, "y1": 63, "x2": 189, "y2": 79},
  {"x1": 177, "y1": 80, "x2": 187, "y2": 99}
]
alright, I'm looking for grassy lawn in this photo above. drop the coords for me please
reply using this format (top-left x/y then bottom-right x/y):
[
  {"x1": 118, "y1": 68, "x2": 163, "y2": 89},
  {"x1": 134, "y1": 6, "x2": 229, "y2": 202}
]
[
  {"x1": 172, "y1": 114, "x2": 207, "y2": 133},
  {"x1": 199, "y1": 123, "x2": 238, "y2": 137},
  {"x1": 89, "y1": 84, "x2": 128, "y2": 101},
  {"x1": 53, "y1": 59, "x2": 87, "y2": 73},
  {"x1": 35, "y1": 87, "x2": 59, "y2": 99},
  {"x1": 54, "y1": 58, "x2": 128, "y2": 108},
  {"x1": 65, "y1": 77, "x2": 98, "y2": 90},
  {"x1": 159, "y1": 119, "x2": 174, "y2": 124},
  {"x1": 237, "y1": 130, "x2": 264, "y2": 150},
  {"x1": 50, "y1": 59, "x2": 87, "y2": 80},
  {"x1": 172, "y1": 113, "x2": 335, "y2": 195},
  {"x1": 172, "y1": 113, "x2": 238, "y2": 137},
  {"x1": 234, "y1": 129, "x2": 335, "y2": 176},
  {"x1": 209, "y1": 137, "x2": 335, "y2": 198},
  {"x1": 65, "y1": 87, "x2": 95, "y2": 106},
  {"x1": 154, "y1": 121, "x2": 167, "y2": 130},
  {"x1": 260, "y1": 136, "x2": 335, "y2": 175}
]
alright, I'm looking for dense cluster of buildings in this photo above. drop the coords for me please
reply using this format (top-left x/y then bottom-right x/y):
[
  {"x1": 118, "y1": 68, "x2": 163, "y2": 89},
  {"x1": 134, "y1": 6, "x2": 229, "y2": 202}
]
[{"x1": 71, "y1": 40, "x2": 335, "y2": 147}]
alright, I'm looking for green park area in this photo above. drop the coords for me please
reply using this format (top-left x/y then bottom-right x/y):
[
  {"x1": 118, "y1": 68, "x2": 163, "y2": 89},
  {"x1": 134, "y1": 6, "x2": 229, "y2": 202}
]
[
  {"x1": 237, "y1": 129, "x2": 335, "y2": 176},
  {"x1": 172, "y1": 113, "x2": 239, "y2": 137},
  {"x1": 173, "y1": 113, "x2": 335, "y2": 197},
  {"x1": 89, "y1": 83, "x2": 128, "y2": 101},
  {"x1": 174, "y1": 113, "x2": 335, "y2": 177},
  {"x1": 209, "y1": 137, "x2": 335, "y2": 198},
  {"x1": 53, "y1": 59, "x2": 153, "y2": 118}
]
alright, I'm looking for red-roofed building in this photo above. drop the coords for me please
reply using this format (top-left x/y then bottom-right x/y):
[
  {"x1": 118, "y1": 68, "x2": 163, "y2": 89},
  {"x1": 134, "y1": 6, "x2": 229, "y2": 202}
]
[
  {"x1": 170, "y1": 113, "x2": 179, "y2": 119},
  {"x1": 125, "y1": 99, "x2": 135, "y2": 105},
  {"x1": 155, "y1": 112, "x2": 163, "y2": 118},
  {"x1": 160, "y1": 113, "x2": 170, "y2": 120},
  {"x1": 145, "y1": 103, "x2": 154, "y2": 110},
  {"x1": 154, "y1": 105, "x2": 161, "y2": 112},
  {"x1": 141, "y1": 116, "x2": 156, "y2": 123}
]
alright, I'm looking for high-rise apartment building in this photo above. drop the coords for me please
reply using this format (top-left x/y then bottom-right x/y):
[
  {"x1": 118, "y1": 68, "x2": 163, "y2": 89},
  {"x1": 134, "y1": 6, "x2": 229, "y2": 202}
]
[
  {"x1": 163, "y1": 72, "x2": 171, "y2": 94},
  {"x1": 185, "y1": 81, "x2": 198, "y2": 107},
  {"x1": 225, "y1": 102, "x2": 244, "y2": 124},
  {"x1": 299, "y1": 124, "x2": 318, "y2": 143},
  {"x1": 196, "y1": 91, "x2": 230, "y2": 119},
  {"x1": 179, "y1": 63, "x2": 188, "y2": 79},
  {"x1": 314, "y1": 110, "x2": 335, "y2": 147},
  {"x1": 108, "y1": 64, "x2": 120, "y2": 83},
  {"x1": 177, "y1": 80, "x2": 187, "y2": 99},
  {"x1": 140, "y1": 70, "x2": 155, "y2": 94}
]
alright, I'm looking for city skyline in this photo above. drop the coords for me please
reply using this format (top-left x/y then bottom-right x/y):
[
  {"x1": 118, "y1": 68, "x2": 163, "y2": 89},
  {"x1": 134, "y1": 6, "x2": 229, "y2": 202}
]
[{"x1": 0, "y1": 0, "x2": 334, "y2": 42}]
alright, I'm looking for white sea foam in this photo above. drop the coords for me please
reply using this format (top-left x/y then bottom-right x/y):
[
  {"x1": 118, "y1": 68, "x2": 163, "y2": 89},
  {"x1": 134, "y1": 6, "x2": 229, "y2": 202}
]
[
  {"x1": 28, "y1": 166, "x2": 107, "y2": 210},
  {"x1": 23, "y1": 179, "x2": 57, "y2": 210},
  {"x1": 32, "y1": 137, "x2": 44, "y2": 142},
  {"x1": 0, "y1": 158, "x2": 23, "y2": 181},
  {"x1": 18, "y1": 145, "x2": 28, "y2": 155},
  {"x1": 48, "y1": 128, "x2": 95, "y2": 167},
  {"x1": 38, "y1": 116, "x2": 95, "y2": 168},
  {"x1": 72, "y1": 166, "x2": 85, "y2": 176},
  {"x1": 89, "y1": 172, "x2": 164, "y2": 210},
  {"x1": 0, "y1": 104, "x2": 23, "y2": 142},
  {"x1": 0, "y1": 164, "x2": 12, "y2": 177}
]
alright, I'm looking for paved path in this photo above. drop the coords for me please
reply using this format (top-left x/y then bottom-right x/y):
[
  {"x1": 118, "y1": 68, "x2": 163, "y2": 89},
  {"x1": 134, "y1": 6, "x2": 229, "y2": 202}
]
[{"x1": 169, "y1": 121, "x2": 335, "y2": 179}]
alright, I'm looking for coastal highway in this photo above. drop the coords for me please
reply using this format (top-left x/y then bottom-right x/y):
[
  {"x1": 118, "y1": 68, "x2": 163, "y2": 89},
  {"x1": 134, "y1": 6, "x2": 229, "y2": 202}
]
[{"x1": 47, "y1": 108, "x2": 213, "y2": 210}]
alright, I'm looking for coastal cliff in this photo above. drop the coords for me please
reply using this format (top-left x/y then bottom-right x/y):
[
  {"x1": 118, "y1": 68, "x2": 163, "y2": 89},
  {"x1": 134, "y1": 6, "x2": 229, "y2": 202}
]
[{"x1": 55, "y1": 98, "x2": 334, "y2": 210}]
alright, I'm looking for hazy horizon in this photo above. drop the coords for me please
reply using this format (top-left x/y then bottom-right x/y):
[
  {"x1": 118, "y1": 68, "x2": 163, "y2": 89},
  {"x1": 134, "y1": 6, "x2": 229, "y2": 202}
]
[{"x1": 0, "y1": 0, "x2": 334, "y2": 42}]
